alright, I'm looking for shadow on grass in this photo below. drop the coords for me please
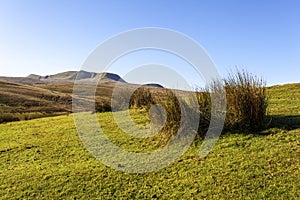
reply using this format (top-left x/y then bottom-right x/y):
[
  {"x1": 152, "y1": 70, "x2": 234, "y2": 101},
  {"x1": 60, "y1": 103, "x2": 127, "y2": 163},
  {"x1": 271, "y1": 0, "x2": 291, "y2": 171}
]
[
  {"x1": 267, "y1": 115, "x2": 300, "y2": 130},
  {"x1": 221, "y1": 115, "x2": 300, "y2": 137}
]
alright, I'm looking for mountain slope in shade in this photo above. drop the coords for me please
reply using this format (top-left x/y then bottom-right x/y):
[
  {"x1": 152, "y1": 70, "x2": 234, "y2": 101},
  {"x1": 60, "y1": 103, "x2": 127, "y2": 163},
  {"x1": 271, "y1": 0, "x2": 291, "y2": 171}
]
[{"x1": 143, "y1": 83, "x2": 164, "y2": 88}]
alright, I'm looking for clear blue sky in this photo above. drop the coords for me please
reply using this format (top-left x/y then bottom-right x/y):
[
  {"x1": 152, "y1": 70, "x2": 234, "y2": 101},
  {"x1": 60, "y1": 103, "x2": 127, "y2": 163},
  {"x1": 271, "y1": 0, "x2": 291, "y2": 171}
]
[{"x1": 0, "y1": 0, "x2": 299, "y2": 86}]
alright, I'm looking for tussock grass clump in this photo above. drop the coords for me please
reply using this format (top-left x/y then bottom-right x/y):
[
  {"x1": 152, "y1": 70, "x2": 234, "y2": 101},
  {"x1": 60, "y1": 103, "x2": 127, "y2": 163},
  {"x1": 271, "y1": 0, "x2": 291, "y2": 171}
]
[
  {"x1": 195, "y1": 70, "x2": 268, "y2": 135},
  {"x1": 0, "y1": 111, "x2": 64, "y2": 123},
  {"x1": 129, "y1": 87, "x2": 155, "y2": 109},
  {"x1": 157, "y1": 90, "x2": 181, "y2": 140},
  {"x1": 150, "y1": 90, "x2": 201, "y2": 143},
  {"x1": 195, "y1": 80, "x2": 227, "y2": 137},
  {"x1": 0, "y1": 113, "x2": 20, "y2": 123},
  {"x1": 128, "y1": 69, "x2": 268, "y2": 138},
  {"x1": 130, "y1": 88, "x2": 182, "y2": 142},
  {"x1": 224, "y1": 70, "x2": 267, "y2": 131},
  {"x1": 95, "y1": 101, "x2": 111, "y2": 112},
  {"x1": 195, "y1": 90, "x2": 211, "y2": 136},
  {"x1": 129, "y1": 88, "x2": 193, "y2": 142}
]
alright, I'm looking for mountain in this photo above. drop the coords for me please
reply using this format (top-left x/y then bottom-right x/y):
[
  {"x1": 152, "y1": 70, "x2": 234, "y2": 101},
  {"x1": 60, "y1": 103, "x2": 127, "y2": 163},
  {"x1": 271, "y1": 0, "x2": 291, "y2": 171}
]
[
  {"x1": 0, "y1": 70, "x2": 188, "y2": 123},
  {"x1": 0, "y1": 71, "x2": 126, "y2": 84},
  {"x1": 0, "y1": 70, "x2": 168, "y2": 122},
  {"x1": 143, "y1": 83, "x2": 164, "y2": 88},
  {"x1": 0, "y1": 71, "x2": 128, "y2": 122}
]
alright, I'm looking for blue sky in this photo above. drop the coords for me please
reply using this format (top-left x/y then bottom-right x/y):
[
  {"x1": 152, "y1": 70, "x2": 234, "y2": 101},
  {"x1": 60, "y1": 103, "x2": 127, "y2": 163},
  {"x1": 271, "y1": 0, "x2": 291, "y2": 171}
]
[{"x1": 0, "y1": 0, "x2": 299, "y2": 86}]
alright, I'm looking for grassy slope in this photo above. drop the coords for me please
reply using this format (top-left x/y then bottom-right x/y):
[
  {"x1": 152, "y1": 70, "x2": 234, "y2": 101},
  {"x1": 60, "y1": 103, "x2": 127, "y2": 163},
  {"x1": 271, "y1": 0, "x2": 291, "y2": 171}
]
[
  {"x1": 0, "y1": 78, "x2": 186, "y2": 123},
  {"x1": 0, "y1": 79, "x2": 156, "y2": 122},
  {"x1": 0, "y1": 80, "x2": 119, "y2": 122},
  {"x1": 0, "y1": 80, "x2": 72, "y2": 122},
  {"x1": 267, "y1": 83, "x2": 300, "y2": 116},
  {"x1": 0, "y1": 84, "x2": 299, "y2": 199},
  {"x1": 267, "y1": 83, "x2": 300, "y2": 130}
]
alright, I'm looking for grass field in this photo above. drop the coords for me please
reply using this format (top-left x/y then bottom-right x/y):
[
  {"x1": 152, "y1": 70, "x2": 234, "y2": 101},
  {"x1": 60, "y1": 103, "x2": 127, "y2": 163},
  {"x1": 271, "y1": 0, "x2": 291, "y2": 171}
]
[{"x1": 0, "y1": 83, "x2": 299, "y2": 199}]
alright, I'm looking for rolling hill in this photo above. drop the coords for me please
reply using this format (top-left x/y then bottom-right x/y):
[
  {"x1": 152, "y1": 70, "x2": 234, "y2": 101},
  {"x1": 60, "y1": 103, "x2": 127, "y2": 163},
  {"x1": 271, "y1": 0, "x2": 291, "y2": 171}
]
[
  {"x1": 0, "y1": 71, "x2": 166, "y2": 123},
  {"x1": 0, "y1": 82, "x2": 299, "y2": 199},
  {"x1": 0, "y1": 70, "x2": 298, "y2": 124}
]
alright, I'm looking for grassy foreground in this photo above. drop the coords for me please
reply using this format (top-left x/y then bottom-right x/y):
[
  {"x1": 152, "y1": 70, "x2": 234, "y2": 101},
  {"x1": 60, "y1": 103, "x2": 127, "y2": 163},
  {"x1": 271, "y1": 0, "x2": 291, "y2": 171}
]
[{"x1": 0, "y1": 84, "x2": 299, "y2": 199}]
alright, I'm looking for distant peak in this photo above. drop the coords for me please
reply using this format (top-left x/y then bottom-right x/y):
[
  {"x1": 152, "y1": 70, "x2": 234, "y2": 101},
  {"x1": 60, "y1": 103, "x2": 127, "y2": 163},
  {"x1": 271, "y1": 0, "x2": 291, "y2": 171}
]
[
  {"x1": 21, "y1": 70, "x2": 127, "y2": 83},
  {"x1": 27, "y1": 74, "x2": 41, "y2": 79},
  {"x1": 143, "y1": 83, "x2": 164, "y2": 88},
  {"x1": 100, "y1": 72, "x2": 126, "y2": 82}
]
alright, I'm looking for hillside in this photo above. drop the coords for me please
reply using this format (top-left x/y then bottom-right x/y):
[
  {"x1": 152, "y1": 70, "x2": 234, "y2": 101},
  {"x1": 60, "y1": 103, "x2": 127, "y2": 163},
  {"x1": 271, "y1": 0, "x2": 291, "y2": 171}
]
[
  {"x1": 267, "y1": 83, "x2": 300, "y2": 116},
  {"x1": 0, "y1": 79, "x2": 72, "y2": 122},
  {"x1": 0, "y1": 83, "x2": 299, "y2": 199},
  {"x1": 0, "y1": 71, "x2": 167, "y2": 122},
  {"x1": 266, "y1": 83, "x2": 300, "y2": 131}
]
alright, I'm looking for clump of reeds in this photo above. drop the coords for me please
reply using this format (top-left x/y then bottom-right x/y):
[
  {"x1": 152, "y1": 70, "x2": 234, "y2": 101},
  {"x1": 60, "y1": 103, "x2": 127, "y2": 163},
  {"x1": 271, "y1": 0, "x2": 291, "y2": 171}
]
[
  {"x1": 224, "y1": 70, "x2": 267, "y2": 131},
  {"x1": 129, "y1": 87, "x2": 155, "y2": 109}
]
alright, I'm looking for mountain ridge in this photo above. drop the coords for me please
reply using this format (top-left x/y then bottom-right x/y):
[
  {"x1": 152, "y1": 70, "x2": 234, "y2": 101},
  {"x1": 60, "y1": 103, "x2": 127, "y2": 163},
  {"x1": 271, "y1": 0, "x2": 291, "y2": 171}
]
[{"x1": 0, "y1": 71, "x2": 127, "y2": 84}]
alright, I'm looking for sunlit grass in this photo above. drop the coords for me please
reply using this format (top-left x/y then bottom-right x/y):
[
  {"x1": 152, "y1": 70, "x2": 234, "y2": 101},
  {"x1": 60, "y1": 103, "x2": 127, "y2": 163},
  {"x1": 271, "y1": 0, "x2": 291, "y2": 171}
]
[{"x1": 0, "y1": 83, "x2": 299, "y2": 199}]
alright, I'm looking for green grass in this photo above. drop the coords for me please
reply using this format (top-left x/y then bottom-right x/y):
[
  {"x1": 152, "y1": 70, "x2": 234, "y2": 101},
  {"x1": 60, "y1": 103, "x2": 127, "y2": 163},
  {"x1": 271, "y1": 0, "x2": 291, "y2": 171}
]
[
  {"x1": 267, "y1": 83, "x2": 300, "y2": 116},
  {"x1": 266, "y1": 83, "x2": 300, "y2": 130},
  {"x1": 0, "y1": 84, "x2": 300, "y2": 199}
]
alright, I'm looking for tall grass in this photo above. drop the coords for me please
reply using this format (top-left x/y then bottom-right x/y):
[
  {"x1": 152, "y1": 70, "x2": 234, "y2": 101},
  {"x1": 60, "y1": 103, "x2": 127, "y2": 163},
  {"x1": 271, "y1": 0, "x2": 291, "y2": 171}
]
[
  {"x1": 129, "y1": 88, "x2": 195, "y2": 143},
  {"x1": 157, "y1": 90, "x2": 181, "y2": 141},
  {"x1": 0, "y1": 111, "x2": 66, "y2": 123},
  {"x1": 195, "y1": 90, "x2": 211, "y2": 137},
  {"x1": 195, "y1": 70, "x2": 267, "y2": 134},
  {"x1": 130, "y1": 89, "x2": 182, "y2": 142},
  {"x1": 129, "y1": 70, "x2": 268, "y2": 139},
  {"x1": 129, "y1": 87, "x2": 155, "y2": 109},
  {"x1": 1, "y1": 70, "x2": 267, "y2": 135},
  {"x1": 0, "y1": 113, "x2": 20, "y2": 123},
  {"x1": 224, "y1": 70, "x2": 267, "y2": 131}
]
